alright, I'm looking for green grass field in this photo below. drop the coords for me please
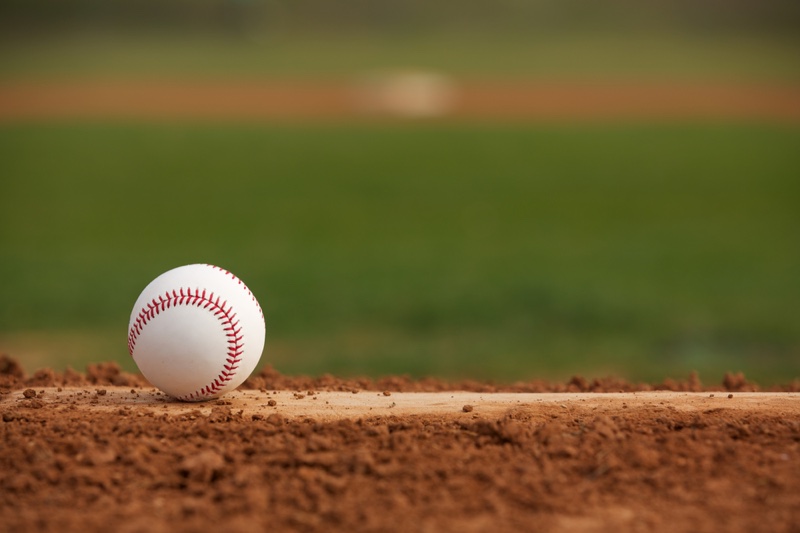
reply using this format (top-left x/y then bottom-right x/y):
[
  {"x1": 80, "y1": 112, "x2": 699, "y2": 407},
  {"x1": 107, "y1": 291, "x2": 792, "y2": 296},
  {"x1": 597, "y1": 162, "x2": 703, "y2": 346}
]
[
  {"x1": 1, "y1": 123, "x2": 798, "y2": 384},
  {"x1": 2, "y1": 32, "x2": 799, "y2": 81}
]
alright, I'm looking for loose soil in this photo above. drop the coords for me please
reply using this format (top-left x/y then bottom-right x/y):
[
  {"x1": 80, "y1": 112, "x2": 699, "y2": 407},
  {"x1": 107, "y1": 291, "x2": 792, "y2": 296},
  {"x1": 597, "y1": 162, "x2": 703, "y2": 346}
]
[
  {"x1": 1, "y1": 80, "x2": 799, "y2": 122},
  {"x1": 1, "y1": 356, "x2": 799, "y2": 532}
]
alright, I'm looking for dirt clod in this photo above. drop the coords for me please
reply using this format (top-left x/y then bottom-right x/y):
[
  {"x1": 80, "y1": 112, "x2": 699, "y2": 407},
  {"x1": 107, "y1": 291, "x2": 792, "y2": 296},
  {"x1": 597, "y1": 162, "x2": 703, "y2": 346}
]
[
  {"x1": 179, "y1": 451, "x2": 225, "y2": 483},
  {"x1": 0, "y1": 354, "x2": 25, "y2": 382}
]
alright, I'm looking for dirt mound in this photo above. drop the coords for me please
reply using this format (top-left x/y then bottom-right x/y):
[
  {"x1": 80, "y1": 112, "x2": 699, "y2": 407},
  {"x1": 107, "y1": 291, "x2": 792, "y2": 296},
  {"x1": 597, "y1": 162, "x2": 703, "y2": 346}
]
[
  {"x1": 1, "y1": 378, "x2": 798, "y2": 533},
  {"x1": 2, "y1": 354, "x2": 792, "y2": 395}
]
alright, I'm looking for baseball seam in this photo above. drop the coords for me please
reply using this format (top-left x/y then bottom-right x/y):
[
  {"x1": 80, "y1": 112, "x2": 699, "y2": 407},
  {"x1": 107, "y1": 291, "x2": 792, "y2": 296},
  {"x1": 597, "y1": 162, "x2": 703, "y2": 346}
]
[
  {"x1": 205, "y1": 264, "x2": 263, "y2": 319},
  {"x1": 128, "y1": 287, "x2": 244, "y2": 401}
]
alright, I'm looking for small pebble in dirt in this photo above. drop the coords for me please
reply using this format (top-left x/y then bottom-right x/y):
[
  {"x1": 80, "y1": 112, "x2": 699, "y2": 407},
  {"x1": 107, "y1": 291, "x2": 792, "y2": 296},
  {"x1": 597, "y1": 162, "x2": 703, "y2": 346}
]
[
  {"x1": 462, "y1": 405, "x2": 474, "y2": 413},
  {"x1": 57, "y1": 387, "x2": 62, "y2": 392},
  {"x1": 267, "y1": 399, "x2": 277, "y2": 407},
  {"x1": 728, "y1": 394, "x2": 734, "y2": 399},
  {"x1": 22, "y1": 389, "x2": 36, "y2": 399},
  {"x1": 266, "y1": 413, "x2": 283, "y2": 425},
  {"x1": 709, "y1": 394, "x2": 715, "y2": 398},
  {"x1": 96, "y1": 389, "x2": 107, "y2": 396},
  {"x1": 383, "y1": 391, "x2": 392, "y2": 397}
]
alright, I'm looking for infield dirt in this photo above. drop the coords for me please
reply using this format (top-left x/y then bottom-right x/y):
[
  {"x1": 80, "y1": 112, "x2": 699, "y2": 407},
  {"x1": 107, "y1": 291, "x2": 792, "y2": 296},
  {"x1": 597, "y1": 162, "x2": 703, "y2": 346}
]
[
  {"x1": 1, "y1": 80, "x2": 799, "y2": 122},
  {"x1": 1, "y1": 357, "x2": 798, "y2": 533}
]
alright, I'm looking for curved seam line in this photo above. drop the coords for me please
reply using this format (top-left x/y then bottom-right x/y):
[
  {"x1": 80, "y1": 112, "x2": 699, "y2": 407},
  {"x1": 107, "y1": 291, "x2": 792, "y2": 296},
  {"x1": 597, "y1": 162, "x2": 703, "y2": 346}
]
[{"x1": 204, "y1": 264, "x2": 263, "y2": 319}]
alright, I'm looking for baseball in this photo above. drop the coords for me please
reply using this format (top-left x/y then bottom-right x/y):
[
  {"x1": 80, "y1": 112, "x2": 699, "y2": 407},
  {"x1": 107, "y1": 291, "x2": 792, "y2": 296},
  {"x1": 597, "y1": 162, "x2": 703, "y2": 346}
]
[{"x1": 127, "y1": 264, "x2": 265, "y2": 401}]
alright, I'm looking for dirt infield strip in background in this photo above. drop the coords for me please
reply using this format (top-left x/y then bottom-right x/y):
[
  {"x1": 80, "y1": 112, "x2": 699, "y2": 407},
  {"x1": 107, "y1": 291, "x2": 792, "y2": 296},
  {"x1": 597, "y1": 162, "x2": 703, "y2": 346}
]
[
  {"x1": 1, "y1": 357, "x2": 799, "y2": 533},
  {"x1": 1, "y1": 80, "x2": 800, "y2": 121}
]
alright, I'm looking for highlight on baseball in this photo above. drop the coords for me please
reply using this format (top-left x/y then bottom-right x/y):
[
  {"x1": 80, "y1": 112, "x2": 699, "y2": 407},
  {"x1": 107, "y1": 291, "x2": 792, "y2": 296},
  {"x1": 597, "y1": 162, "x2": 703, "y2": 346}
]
[{"x1": 127, "y1": 263, "x2": 266, "y2": 401}]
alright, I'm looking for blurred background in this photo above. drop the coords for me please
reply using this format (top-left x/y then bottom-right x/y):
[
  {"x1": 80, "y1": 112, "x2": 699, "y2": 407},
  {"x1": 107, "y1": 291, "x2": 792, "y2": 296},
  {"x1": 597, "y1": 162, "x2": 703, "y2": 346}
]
[{"x1": 1, "y1": 0, "x2": 798, "y2": 385}]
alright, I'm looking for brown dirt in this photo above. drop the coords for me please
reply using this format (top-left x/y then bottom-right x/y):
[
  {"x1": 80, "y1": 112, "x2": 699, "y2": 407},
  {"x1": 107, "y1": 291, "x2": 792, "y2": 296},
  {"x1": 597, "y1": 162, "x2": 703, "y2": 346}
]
[
  {"x1": 1, "y1": 356, "x2": 799, "y2": 532},
  {"x1": 1, "y1": 80, "x2": 799, "y2": 122}
]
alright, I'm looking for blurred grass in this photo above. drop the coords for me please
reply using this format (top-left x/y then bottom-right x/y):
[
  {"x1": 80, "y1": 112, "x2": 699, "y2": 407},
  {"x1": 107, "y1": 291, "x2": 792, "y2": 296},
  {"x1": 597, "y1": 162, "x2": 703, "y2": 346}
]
[
  {"x1": 1, "y1": 32, "x2": 799, "y2": 81},
  {"x1": 1, "y1": 123, "x2": 798, "y2": 384}
]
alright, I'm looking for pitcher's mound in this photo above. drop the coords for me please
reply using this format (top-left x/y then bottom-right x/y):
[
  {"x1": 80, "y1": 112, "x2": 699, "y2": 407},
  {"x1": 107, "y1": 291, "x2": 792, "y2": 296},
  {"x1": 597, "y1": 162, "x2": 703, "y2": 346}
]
[{"x1": 2, "y1": 375, "x2": 798, "y2": 533}]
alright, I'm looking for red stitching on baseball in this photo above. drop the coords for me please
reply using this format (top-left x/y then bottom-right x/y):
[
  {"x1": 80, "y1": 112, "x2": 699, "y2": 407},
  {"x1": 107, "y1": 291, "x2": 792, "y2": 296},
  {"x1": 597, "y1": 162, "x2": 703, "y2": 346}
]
[
  {"x1": 128, "y1": 286, "x2": 245, "y2": 401},
  {"x1": 205, "y1": 264, "x2": 264, "y2": 319}
]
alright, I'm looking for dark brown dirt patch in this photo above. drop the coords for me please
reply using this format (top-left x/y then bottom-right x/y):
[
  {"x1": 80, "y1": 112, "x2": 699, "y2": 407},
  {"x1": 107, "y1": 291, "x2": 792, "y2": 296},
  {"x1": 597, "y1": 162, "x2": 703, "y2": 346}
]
[
  {"x1": 1, "y1": 385, "x2": 798, "y2": 532},
  {"x1": 1, "y1": 357, "x2": 799, "y2": 532}
]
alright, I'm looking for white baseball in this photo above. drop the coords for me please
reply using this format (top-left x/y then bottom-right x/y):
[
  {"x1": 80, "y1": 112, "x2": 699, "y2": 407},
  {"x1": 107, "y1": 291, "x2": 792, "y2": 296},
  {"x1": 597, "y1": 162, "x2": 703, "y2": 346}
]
[{"x1": 128, "y1": 264, "x2": 265, "y2": 401}]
